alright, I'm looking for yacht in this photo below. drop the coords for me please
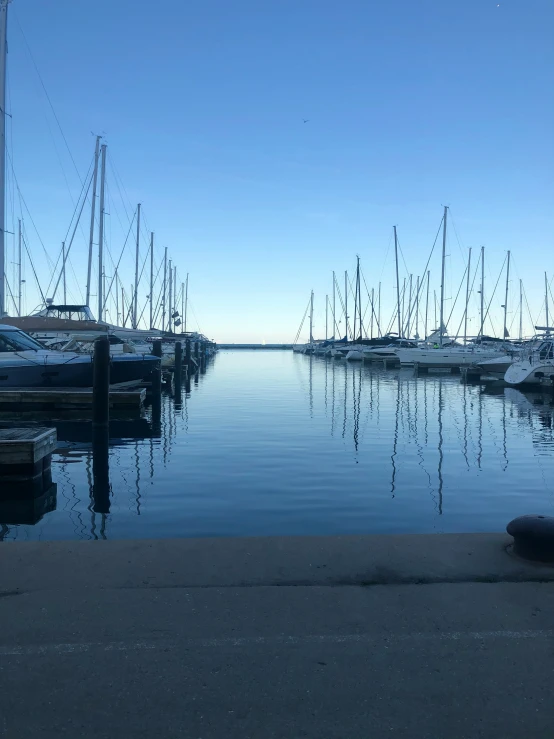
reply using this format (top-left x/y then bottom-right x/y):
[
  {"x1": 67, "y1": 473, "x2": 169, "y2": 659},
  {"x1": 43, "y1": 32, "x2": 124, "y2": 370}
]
[
  {"x1": 504, "y1": 337, "x2": 554, "y2": 387},
  {"x1": 0, "y1": 324, "x2": 159, "y2": 388}
]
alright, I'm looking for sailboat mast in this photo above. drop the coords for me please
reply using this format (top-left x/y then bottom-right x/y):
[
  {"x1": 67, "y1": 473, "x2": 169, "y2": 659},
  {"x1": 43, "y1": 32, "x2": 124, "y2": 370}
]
[
  {"x1": 519, "y1": 279, "x2": 523, "y2": 340},
  {"x1": 167, "y1": 259, "x2": 172, "y2": 333},
  {"x1": 149, "y1": 232, "x2": 154, "y2": 329},
  {"x1": 97, "y1": 143, "x2": 107, "y2": 321},
  {"x1": 184, "y1": 273, "x2": 189, "y2": 332},
  {"x1": 325, "y1": 294, "x2": 328, "y2": 340},
  {"x1": 353, "y1": 258, "x2": 359, "y2": 340},
  {"x1": 439, "y1": 206, "x2": 448, "y2": 347},
  {"x1": 371, "y1": 287, "x2": 374, "y2": 339},
  {"x1": 62, "y1": 241, "x2": 67, "y2": 304},
  {"x1": 332, "y1": 271, "x2": 336, "y2": 338},
  {"x1": 133, "y1": 203, "x2": 141, "y2": 329},
  {"x1": 173, "y1": 266, "x2": 177, "y2": 333},
  {"x1": 425, "y1": 271, "x2": 430, "y2": 340},
  {"x1": 357, "y1": 257, "x2": 362, "y2": 338},
  {"x1": 407, "y1": 274, "x2": 413, "y2": 339},
  {"x1": 479, "y1": 246, "x2": 485, "y2": 338},
  {"x1": 162, "y1": 247, "x2": 167, "y2": 331},
  {"x1": 394, "y1": 226, "x2": 401, "y2": 338},
  {"x1": 464, "y1": 248, "x2": 472, "y2": 345},
  {"x1": 121, "y1": 286, "x2": 126, "y2": 327},
  {"x1": 181, "y1": 282, "x2": 184, "y2": 333},
  {"x1": 86, "y1": 135, "x2": 101, "y2": 307},
  {"x1": 503, "y1": 250, "x2": 510, "y2": 341},
  {"x1": 415, "y1": 276, "x2": 419, "y2": 339},
  {"x1": 17, "y1": 218, "x2": 22, "y2": 316},
  {"x1": 0, "y1": 0, "x2": 8, "y2": 317},
  {"x1": 378, "y1": 282, "x2": 381, "y2": 337},
  {"x1": 115, "y1": 270, "x2": 119, "y2": 325},
  {"x1": 344, "y1": 271, "x2": 348, "y2": 340},
  {"x1": 309, "y1": 290, "x2": 314, "y2": 344},
  {"x1": 545, "y1": 272, "x2": 549, "y2": 331}
]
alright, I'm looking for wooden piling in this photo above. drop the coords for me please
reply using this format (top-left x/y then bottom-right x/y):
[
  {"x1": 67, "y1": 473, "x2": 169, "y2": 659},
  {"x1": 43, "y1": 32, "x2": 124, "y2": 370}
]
[
  {"x1": 93, "y1": 337, "x2": 110, "y2": 429},
  {"x1": 185, "y1": 338, "x2": 192, "y2": 367},
  {"x1": 174, "y1": 341, "x2": 183, "y2": 387}
]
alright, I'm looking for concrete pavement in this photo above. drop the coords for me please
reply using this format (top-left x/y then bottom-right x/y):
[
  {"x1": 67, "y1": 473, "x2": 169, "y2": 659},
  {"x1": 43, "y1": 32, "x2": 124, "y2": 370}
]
[{"x1": 1, "y1": 534, "x2": 554, "y2": 738}]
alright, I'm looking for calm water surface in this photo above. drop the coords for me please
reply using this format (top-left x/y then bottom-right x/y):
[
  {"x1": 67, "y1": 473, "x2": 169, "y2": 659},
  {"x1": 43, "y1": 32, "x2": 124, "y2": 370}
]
[{"x1": 2, "y1": 350, "x2": 554, "y2": 541}]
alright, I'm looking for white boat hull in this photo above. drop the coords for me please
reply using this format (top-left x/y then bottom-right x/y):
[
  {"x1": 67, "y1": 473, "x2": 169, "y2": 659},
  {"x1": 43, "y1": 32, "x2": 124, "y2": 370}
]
[
  {"x1": 395, "y1": 347, "x2": 507, "y2": 369},
  {"x1": 504, "y1": 361, "x2": 554, "y2": 386}
]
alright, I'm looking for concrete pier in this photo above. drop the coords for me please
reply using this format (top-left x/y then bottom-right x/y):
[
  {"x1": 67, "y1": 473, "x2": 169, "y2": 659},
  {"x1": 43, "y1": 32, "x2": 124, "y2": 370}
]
[{"x1": 1, "y1": 533, "x2": 554, "y2": 738}]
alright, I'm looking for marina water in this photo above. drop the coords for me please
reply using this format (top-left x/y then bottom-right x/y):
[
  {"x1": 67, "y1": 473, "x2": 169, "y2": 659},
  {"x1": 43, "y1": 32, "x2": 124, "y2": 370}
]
[{"x1": 2, "y1": 350, "x2": 553, "y2": 541}]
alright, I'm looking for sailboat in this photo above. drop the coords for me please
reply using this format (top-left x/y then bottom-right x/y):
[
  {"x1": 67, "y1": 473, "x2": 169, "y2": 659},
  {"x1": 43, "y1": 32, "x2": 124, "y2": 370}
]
[{"x1": 394, "y1": 208, "x2": 509, "y2": 369}]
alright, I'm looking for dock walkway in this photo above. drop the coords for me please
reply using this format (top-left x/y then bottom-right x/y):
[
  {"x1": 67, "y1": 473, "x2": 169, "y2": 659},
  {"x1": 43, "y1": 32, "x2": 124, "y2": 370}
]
[{"x1": 1, "y1": 533, "x2": 553, "y2": 738}]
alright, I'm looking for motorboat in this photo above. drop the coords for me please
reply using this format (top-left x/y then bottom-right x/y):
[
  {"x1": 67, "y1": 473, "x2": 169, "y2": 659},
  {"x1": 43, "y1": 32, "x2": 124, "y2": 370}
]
[
  {"x1": 0, "y1": 324, "x2": 160, "y2": 388},
  {"x1": 504, "y1": 337, "x2": 554, "y2": 387},
  {"x1": 363, "y1": 340, "x2": 418, "y2": 364},
  {"x1": 395, "y1": 342, "x2": 509, "y2": 369}
]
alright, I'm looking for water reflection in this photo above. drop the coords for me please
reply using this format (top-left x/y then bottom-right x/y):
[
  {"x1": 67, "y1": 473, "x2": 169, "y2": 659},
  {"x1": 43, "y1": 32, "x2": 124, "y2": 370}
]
[{"x1": 1, "y1": 351, "x2": 554, "y2": 541}]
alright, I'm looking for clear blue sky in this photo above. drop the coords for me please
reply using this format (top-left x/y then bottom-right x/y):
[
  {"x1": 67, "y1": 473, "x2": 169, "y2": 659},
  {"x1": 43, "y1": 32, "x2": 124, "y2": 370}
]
[{"x1": 5, "y1": 0, "x2": 553, "y2": 341}]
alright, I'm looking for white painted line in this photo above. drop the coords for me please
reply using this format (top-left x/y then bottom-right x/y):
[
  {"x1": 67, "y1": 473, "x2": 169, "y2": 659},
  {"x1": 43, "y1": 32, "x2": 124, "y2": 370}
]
[{"x1": 0, "y1": 629, "x2": 553, "y2": 656}]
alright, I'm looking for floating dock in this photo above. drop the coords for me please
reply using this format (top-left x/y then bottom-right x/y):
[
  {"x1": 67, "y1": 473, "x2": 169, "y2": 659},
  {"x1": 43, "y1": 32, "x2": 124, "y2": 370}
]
[{"x1": 0, "y1": 387, "x2": 146, "y2": 412}]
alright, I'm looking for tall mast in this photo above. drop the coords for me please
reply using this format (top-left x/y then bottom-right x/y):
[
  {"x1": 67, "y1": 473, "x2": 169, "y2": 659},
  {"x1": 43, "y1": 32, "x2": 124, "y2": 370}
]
[
  {"x1": 62, "y1": 241, "x2": 66, "y2": 304},
  {"x1": 464, "y1": 248, "x2": 472, "y2": 345},
  {"x1": 121, "y1": 286, "x2": 126, "y2": 327},
  {"x1": 401, "y1": 278, "x2": 406, "y2": 337},
  {"x1": 353, "y1": 258, "x2": 359, "y2": 340},
  {"x1": 519, "y1": 279, "x2": 523, "y2": 341},
  {"x1": 332, "y1": 271, "x2": 336, "y2": 338},
  {"x1": 167, "y1": 259, "x2": 172, "y2": 333},
  {"x1": 439, "y1": 205, "x2": 448, "y2": 346},
  {"x1": 344, "y1": 271, "x2": 348, "y2": 340},
  {"x1": 0, "y1": 0, "x2": 8, "y2": 317},
  {"x1": 309, "y1": 290, "x2": 314, "y2": 344},
  {"x1": 415, "y1": 276, "x2": 419, "y2": 339},
  {"x1": 503, "y1": 250, "x2": 510, "y2": 341},
  {"x1": 357, "y1": 256, "x2": 362, "y2": 338},
  {"x1": 371, "y1": 287, "x2": 374, "y2": 339},
  {"x1": 115, "y1": 270, "x2": 119, "y2": 325},
  {"x1": 378, "y1": 282, "x2": 381, "y2": 337},
  {"x1": 479, "y1": 246, "x2": 485, "y2": 338},
  {"x1": 434, "y1": 290, "x2": 437, "y2": 330},
  {"x1": 545, "y1": 272, "x2": 549, "y2": 331},
  {"x1": 325, "y1": 294, "x2": 328, "y2": 340},
  {"x1": 17, "y1": 218, "x2": 21, "y2": 316},
  {"x1": 184, "y1": 273, "x2": 188, "y2": 332},
  {"x1": 86, "y1": 135, "x2": 101, "y2": 307},
  {"x1": 149, "y1": 232, "x2": 154, "y2": 329},
  {"x1": 97, "y1": 144, "x2": 107, "y2": 321},
  {"x1": 161, "y1": 247, "x2": 167, "y2": 332},
  {"x1": 133, "y1": 203, "x2": 141, "y2": 329},
  {"x1": 173, "y1": 265, "x2": 177, "y2": 333},
  {"x1": 181, "y1": 282, "x2": 184, "y2": 334},
  {"x1": 407, "y1": 274, "x2": 413, "y2": 338},
  {"x1": 425, "y1": 271, "x2": 430, "y2": 340},
  {"x1": 394, "y1": 226, "x2": 401, "y2": 338}
]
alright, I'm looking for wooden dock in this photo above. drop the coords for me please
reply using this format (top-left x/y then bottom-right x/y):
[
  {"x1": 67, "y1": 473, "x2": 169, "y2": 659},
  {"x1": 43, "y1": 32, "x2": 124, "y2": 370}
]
[
  {"x1": 0, "y1": 427, "x2": 57, "y2": 465},
  {"x1": 0, "y1": 387, "x2": 146, "y2": 412}
]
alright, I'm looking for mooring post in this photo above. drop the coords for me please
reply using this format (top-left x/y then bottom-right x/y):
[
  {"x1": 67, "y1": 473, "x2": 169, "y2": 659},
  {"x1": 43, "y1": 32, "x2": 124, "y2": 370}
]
[
  {"x1": 194, "y1": 341, "x2": 199, "y2": 361},
  {"x1": 151, "y1": 339, "x2": 163, "y2": 430},
  {"x1": 185, "y1": 338, "x2": 192, "y2": 368},
  {"x1": 93, "y1": 337, "x2": 110, "y2": 429},
  {"x1": 174, "y1": 341, "x2": 182, "y2": 388},
  {"x1": 92, "y1": 336, "x2": 110, "y2": 513}
]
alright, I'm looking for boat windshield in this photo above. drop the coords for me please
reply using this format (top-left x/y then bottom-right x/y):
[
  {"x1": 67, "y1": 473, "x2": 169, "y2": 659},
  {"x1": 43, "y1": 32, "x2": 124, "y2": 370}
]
[
  {"x1": 537, "y1": 342, "x2": 554, "y2": 361},
  {"x1": 0, "y1": 330, "x2": 45, "y2": 352}
]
